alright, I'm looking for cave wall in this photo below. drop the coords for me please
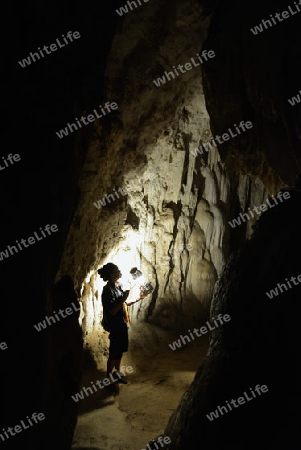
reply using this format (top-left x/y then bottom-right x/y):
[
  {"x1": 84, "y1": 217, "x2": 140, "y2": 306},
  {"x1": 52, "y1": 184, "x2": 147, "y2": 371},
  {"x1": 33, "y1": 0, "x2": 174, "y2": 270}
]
[
  {"x1": 56, "y1": 0, "x2": 272, "y2": 369},
  {"x1": 4, "y1": 2, "x2": 124, "y2": 448},
  {"x1": 163, "y1": 186, "x2": 301, "y2": 449},
  {"x1": 161, "y1": 0, "x2": 301, "y2": 448},
  {"x1": 202, "y1": 0, "x2": 301, "y2": 188},
  {"x1": 3, "y1": 0, "x2": 300, "y2": 448}
]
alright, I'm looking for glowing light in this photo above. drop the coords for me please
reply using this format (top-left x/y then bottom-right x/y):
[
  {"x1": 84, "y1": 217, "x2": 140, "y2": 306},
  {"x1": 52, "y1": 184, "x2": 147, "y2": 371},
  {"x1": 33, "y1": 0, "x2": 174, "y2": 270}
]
[{"x1": 97, "y1": 226, "x2": 144, "y2": 290}]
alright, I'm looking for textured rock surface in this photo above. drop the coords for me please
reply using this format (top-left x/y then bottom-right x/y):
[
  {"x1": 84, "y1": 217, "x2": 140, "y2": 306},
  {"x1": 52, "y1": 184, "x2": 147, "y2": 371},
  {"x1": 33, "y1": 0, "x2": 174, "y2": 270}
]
[
  {"x1": 162, "y1": 187, "x2": 301, "y2": 449},
  {"x1": 56, "y1": 0, "x2": 270, "y2": 369},
  {"x1": 202, "y1": 0, "x2": 301, "y2": 189},
  {"x1": 5, "y1": 0, "x2": 300, "y2": 448}
]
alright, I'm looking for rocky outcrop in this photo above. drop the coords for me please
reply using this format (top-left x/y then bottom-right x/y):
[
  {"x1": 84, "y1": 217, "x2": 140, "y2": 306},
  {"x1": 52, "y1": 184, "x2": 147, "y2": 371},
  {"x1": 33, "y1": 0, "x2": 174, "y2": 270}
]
[
  {"x1": 202, "y1": 0, "x2": 301, "y2": 189},
  {"x1": 4, "y1": 0, "x2": 300, "y2": 448},
  {"x1": 159, "y1": 0, "x2": 301, "y2": 447},
  {"x1": 56, "y1": 0, "x2": 270, "y2": 368},
  {"x1": 162, "y1": 186, "x2": 301, "y2": 449}
]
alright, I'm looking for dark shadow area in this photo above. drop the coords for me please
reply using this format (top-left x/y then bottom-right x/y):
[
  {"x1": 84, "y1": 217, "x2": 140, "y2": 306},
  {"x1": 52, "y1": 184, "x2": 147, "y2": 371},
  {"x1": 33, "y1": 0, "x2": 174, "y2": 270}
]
[
  {"x1": 75, "y1": 368, "x2": 119, "y2": 416},
  {"x1": 71, "y1": 448, "x2": 105, "y2": 450},
  {"x1": 163, "y1": 186, "x2": 301, "y2": 449},
  {"x1": 3, "y1": 0, "x2": 300, "y2": 449},
  {"x1": 4, "y1": 2, "x2": 124, "y2": 448}
]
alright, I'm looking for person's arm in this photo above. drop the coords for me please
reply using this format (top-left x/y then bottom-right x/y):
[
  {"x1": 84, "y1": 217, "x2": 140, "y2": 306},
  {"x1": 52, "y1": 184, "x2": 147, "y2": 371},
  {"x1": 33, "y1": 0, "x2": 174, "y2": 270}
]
[
  {"x1": 109, "y1": 290, "x2": 129, "y2": 315},
  {"x1": 125, "y1": 287, "x2": 147, "y2": 306}
]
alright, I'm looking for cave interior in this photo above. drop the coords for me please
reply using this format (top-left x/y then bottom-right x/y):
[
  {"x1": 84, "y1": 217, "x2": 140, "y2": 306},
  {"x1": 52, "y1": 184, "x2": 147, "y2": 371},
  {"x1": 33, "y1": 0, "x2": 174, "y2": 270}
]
[{"x1": 2, "y1": 0, "x2": 301, "y2": 449}]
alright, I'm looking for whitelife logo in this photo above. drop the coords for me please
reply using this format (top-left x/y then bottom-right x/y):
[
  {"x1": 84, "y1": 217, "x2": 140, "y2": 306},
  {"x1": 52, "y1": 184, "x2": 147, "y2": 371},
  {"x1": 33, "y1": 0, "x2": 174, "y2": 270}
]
[
  {"x1": 141, "y1": 435, "x2": 171, "y2": 450},
  {"x1": 55, "y1": 102, "x2": 118, "y2": 139},
  {"x1": 18, "y1": 31, "x2": 81, "y2": 68},
  {"x1": 228, "y1": 191, "x2": 291, "y2": 229},
  {"x1": 0, "y1": 342, "x2": 8, "y2": 351},
  {"x1": 0, "y1": 412, "x2": 45, "y2": 444},
  {"x1": 190, "y1": 121, "x2": 253, "y2": 158},
  {"x1": 206, "y1": 384, "x2": 269, "y2": 421},
  {"x1": 0, "y1": 224, "x2": 59, "y2": 262},
  {"x1": 250, "y1": 1, "x2": 301, "y2": 35},
  {"x1": 169, "y1": 314, "x2": 231, "y2": 351},
  {"x1": 93, "y1": 173, "x2": 157, "y2": 209},
  {"x1": 288, "y1": 89, "x2": 301, "y2": 106},
  {"x1": 71, "y1": 366, "x2": 134, "y2": 402},
  {"x1": 116, "y1": 0, "x2": 150, "y2": 16},
  {"x1": 153, "y1": 50, "x2": 215, "y2": 87},
  {"x1": 0, "y1": 153, "x2": 21, "y2": 173},
  {"x1": 94, "y1": 185, "x2": 128, "y2": 209},
  {"x1": 33, "y1": 302, "x2": 80, "y2": 332},
  {"x1": 266, "y1": 274, "x2": 301, "y2": 299}
]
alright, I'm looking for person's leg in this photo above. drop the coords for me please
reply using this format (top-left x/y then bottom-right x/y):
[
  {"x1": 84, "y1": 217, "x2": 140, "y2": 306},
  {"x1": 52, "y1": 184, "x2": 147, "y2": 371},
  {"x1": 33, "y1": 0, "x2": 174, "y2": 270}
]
[
  {"x1": 106, "y1": 359, "x2": 118, "y2": 391},
  {"x1": 107, "y1": 359, "x2": 116, "y2": 377},
  {"x1": 113, "y1": 354, "x2": 127, "y2": 383},
  {"x1": 114, "y1": 359, "x2": 121, "y2": 372},
  {"x1": 108, "y1": 328, "x2": 129, "y2": 383},
  {"x1": 114, "y1": 327, "x2": 129, "y2": 382},
  {"x1": 107, "y1": 331, "x2": 118, "y2": 376}
]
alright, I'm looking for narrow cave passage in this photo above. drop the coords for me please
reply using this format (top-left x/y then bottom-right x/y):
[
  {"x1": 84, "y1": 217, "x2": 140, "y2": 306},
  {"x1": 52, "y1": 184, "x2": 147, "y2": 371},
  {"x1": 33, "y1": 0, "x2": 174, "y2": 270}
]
[
  {"x1": 71, "y1": 322, "x2": 208, "y2": 449},
  {"x1": 50, "y1": 0, "x2": 300, "y2": 447},
  {"x1": 7, "y1": 0, "x2": 301, "y2": 449},
  {"x1": 52, "y1": 3, "x2": 231, "y2": 445}
]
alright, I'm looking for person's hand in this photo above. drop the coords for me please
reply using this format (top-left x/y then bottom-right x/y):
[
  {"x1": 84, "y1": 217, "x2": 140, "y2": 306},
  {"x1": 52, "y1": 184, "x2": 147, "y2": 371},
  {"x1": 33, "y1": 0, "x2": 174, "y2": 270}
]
[{"x1": 138, "y1": 286, "x2": 147, "y2": 299}]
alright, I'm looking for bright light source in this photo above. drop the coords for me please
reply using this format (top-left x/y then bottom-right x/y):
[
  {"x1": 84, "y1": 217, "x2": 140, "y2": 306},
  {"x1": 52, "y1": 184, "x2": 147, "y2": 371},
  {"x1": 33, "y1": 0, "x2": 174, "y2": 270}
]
[{"x1": 97, "y1": 226, "x2": 144, "y2": 290}]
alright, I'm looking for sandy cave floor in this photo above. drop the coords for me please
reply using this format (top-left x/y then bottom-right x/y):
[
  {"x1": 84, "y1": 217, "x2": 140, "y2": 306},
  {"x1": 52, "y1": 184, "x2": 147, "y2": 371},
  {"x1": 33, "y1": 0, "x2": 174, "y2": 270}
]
[{"x1": 71, "y1": 323, "x2": 209, "y2": 450}]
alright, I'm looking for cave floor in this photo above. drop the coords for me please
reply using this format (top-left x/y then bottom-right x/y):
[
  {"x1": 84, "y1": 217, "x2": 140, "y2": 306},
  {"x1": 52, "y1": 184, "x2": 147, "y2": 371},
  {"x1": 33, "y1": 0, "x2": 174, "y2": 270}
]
[{"x1": 71, "y1": 323, "x2": 208, "y2": 450}]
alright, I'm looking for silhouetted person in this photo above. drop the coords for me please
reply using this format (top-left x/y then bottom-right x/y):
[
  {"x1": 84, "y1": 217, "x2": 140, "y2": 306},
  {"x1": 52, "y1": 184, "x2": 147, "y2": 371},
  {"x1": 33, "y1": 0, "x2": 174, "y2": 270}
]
[{"x1": 98, "y1": 263, "x2": 145, "y2": 385}]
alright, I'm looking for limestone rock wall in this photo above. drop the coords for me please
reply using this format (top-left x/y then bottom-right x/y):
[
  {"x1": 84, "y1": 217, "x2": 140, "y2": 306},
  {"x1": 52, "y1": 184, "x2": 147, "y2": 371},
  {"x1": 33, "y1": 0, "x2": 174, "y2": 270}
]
[
  {"x1": 202, "y1": 0, "x2": 301, "y2": 188},
  {"x1": 159, "y1": 0, "x2": 301, "y2": 447},
  {"x1": 162, "y1": 186, "x2": 301, "y2": 449},
  {"x1": 6, "y1": 0, "x2": 300, "y2": 448},
  {"x1": 56, "y1": 0, "x2": 270, "y2": 366}
]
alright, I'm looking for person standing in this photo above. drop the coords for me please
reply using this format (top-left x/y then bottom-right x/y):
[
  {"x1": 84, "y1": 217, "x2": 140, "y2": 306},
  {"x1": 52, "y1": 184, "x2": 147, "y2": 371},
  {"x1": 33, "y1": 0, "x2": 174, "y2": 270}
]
[{"x1": 98, "y1": 263, "x2": 145, "y2": 386}]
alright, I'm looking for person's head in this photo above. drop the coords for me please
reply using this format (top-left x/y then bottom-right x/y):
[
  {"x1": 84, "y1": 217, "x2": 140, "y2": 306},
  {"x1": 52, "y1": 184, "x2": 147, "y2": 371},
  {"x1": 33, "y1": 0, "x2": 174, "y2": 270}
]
[{"x1": 98, "y1": 263, "x2": 121, "y2": 283}]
